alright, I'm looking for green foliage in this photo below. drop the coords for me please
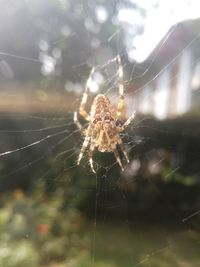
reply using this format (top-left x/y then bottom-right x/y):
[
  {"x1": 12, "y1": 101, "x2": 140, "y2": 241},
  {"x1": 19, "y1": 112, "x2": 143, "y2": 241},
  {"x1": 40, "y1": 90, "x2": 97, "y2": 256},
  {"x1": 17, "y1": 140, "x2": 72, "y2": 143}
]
[
  {"x1": 163, "y1": 168, "x2": 198, "y2": 186},
  {"x1": 0, "y1": 189, "x2": 89, "y2": 267},
  {"x1": 0, "y1": 241, "x2": 38, "y2": 267}
]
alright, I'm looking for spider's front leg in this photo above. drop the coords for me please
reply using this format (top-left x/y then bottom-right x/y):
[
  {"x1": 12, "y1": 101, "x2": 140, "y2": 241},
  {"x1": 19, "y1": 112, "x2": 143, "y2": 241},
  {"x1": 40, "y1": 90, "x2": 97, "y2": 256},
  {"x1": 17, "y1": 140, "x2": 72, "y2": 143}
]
[
  {"x1": 74, "y1": 111, "x2": 83, "y2": 131},
  {"x1": 118, "y1": 140, "x2": 130, "y2": 163},
  {"x1": 121, "y1": 111, "x2": 136, "y2": 131},
  {"x1": 117, "y1": 111, "x2": 136, "y2": 133},
  {"x1": 77, "y1": 136, "x2": 90, "y2": 166},
  {"x1": 88, "y1": 145, "x2": 96, "y2": 173},
  {"x1": 114, "y1": 149, "x2": 124, "y2": 171}
]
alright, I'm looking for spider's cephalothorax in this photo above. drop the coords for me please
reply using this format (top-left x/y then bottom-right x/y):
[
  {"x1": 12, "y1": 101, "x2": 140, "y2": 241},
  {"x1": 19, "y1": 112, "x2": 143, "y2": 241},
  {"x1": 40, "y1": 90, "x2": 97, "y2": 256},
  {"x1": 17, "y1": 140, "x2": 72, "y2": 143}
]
[{"x1": 74, "y1": 55, "x2": 135, "y2": 173}]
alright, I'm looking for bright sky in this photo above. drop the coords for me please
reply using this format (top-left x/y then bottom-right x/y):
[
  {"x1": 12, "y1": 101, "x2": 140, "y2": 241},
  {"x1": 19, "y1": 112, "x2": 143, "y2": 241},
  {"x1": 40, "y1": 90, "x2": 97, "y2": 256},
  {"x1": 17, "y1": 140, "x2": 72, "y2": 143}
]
[{"x1": 119, "y1": 0, "x2": 200, "y2": 62}]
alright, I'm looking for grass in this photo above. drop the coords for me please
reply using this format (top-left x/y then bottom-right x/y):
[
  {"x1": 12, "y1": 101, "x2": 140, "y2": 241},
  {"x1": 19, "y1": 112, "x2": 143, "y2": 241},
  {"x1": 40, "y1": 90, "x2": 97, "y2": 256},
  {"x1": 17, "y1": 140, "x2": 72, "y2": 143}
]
[{"x1": 82, "y1": 222, "x2": 200, "y2": 267}]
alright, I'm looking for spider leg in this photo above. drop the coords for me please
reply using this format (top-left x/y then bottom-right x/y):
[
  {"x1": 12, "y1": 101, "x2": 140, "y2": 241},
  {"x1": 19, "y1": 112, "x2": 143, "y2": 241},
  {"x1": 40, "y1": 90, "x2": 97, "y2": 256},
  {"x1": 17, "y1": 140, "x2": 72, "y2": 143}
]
[
  {"x1": 77, "y1": 136, "x2": 90, "y2": 165},
  {"x1": 88, "y1": 145, "x2": 96, "y2": 173},
  {"x1": 114, "y1": 149, "x2": 124, "y2": 171},
  {"x1": 119, "y1": 141, "x2": 130, "y2": 163},
  {"x1": 74, "y1": 111, "x2": 83, "y2": 131},
  {"x1": 116, "y1": 55, "x2": 125, "y2": 119},
  {"x1": 79, "y1": 67, "x2": 95, "y2": 121},
  {"x1": 116, "y1": 55, "x2": 135, "y2": 128},
  {"x1": 118, "y1": 111, "x2": 136, "y2": 132}
]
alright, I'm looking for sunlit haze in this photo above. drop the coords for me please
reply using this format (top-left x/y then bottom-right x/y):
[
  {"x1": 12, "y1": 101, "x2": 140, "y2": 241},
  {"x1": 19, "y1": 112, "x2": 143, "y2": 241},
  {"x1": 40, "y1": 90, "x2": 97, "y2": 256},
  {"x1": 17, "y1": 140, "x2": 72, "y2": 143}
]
[{"x1": 119, "y1": 0, "x2": 200, "y2": 62}]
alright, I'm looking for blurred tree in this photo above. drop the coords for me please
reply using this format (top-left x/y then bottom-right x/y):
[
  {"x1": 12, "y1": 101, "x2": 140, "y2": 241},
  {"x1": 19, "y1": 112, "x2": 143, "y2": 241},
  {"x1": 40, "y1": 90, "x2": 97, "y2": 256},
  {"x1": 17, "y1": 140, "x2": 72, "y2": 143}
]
[{"x1": 0, "y1": 0, "x2": 144, "y2": 86}]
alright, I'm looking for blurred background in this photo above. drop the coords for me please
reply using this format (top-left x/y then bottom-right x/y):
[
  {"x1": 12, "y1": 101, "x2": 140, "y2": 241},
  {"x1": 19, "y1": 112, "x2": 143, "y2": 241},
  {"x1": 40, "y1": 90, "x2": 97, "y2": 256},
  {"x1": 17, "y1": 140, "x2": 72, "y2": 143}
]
[{"x1": 0, "y1": 0, "x2": 200, "y2": 266}]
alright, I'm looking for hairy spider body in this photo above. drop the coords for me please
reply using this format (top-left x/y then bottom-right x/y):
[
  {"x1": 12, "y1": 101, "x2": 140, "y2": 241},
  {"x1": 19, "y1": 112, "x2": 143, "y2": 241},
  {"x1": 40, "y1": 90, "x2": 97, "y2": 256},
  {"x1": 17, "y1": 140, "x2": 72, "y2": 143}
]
[
  {"x1": 89, "y1": 94, "x2": 118, "y2": 152},
  {"x1": 74, "y1": 55, "x2": 135, "y2": 173}
]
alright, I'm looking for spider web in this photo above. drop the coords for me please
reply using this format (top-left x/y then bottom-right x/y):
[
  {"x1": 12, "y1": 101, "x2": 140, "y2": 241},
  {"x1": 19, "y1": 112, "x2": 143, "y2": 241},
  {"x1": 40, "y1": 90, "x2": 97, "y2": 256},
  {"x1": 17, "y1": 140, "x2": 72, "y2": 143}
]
[{"x1": 0, "y1": 1, "x2": 200, "y2": 266}]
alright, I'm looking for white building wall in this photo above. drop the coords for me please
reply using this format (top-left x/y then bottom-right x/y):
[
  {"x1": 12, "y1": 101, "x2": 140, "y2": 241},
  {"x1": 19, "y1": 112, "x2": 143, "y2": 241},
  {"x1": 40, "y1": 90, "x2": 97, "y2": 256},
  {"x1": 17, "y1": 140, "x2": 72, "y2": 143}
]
[{"x1": 176, "y1": 48, "x2": 192, "y2": 115}]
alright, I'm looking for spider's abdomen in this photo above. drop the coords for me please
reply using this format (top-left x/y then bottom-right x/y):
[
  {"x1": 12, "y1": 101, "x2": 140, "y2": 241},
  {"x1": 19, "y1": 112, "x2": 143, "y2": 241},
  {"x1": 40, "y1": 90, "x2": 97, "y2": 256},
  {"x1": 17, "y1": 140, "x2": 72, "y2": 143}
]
[
  {"x1": 90, "y1": 94, "x2": 115, "y2": 120},
  {"x1": 89, "y1": 94, "x2": 119, "y2": 152}
]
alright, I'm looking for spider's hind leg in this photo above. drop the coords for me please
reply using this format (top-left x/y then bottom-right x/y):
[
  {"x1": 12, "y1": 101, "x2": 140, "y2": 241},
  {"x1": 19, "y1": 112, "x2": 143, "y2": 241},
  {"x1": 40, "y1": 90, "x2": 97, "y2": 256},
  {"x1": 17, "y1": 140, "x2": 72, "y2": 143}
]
[
  {"x1": 78, "y1": 67, "x2": 95, "y2": 121},
  {"x1": 116, "y1": 55, "x2": 125, "y2": 119}
]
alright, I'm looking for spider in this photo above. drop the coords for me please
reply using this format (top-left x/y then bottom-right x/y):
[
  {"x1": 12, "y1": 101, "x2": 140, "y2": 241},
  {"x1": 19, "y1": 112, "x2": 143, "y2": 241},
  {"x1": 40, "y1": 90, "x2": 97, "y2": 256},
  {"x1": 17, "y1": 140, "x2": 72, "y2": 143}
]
[{"x1": 74, "y1": 55, "x2": 135, "y2": 173}]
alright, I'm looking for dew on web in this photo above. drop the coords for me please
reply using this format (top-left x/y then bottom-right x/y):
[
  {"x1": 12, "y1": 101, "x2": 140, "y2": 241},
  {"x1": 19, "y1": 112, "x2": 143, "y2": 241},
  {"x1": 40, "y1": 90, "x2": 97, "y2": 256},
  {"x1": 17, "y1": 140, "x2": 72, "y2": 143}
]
[{"x1": 0, "y1": 1, "x2": 200, "y2": 267}]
